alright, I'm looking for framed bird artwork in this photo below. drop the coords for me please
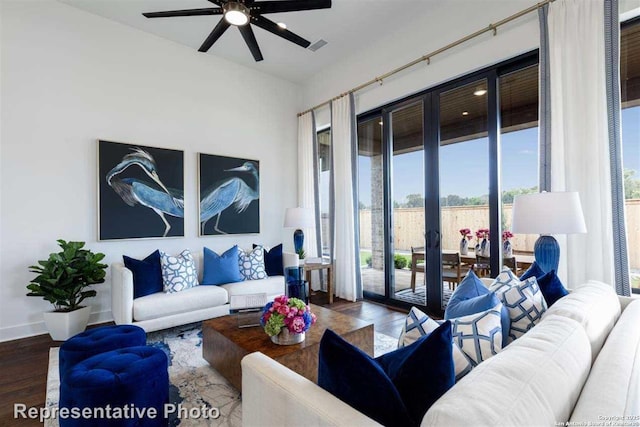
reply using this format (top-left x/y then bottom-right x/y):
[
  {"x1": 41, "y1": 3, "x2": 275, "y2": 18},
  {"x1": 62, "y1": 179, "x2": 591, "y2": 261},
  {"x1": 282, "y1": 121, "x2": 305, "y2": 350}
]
[
  {"x1": 198, "y1": 153, "x2": 260, "y2": 236},
  {"x1": 98, "y1": 140, "x2": 185, "y2": 240}
]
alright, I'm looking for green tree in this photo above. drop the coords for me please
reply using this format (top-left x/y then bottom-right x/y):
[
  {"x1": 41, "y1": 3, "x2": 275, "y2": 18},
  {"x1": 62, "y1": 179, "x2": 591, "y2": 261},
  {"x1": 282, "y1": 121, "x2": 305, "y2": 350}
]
[
  {"x1": 405, "y1": 193, "x2": 425, "y2": 208},
  {"x1": 624, "y1": 169, "x2": 640, "y2": 199}
]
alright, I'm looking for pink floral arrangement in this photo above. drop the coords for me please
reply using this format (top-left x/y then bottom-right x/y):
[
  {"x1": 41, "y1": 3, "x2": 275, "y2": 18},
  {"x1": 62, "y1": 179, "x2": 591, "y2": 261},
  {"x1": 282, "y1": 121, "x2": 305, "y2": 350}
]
[
  {"x1": 502, "y1": 230, "x2": 514, "y2": 241},
  {"x1": 459, "y1": 228, "x2": 472, "y2": 239},
  {"x1": 475, "y1": 228, "x2": 490, "y2": 239},
  {"x1": 260, "y1": 295, "x2": 317, "y2": 337}
]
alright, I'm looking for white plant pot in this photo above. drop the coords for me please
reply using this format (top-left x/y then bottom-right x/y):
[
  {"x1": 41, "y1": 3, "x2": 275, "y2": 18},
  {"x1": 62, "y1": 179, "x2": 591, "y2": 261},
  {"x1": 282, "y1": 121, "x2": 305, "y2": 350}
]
[{"x1": 43, "y1": 305, "x2": 91, "y2": 341}]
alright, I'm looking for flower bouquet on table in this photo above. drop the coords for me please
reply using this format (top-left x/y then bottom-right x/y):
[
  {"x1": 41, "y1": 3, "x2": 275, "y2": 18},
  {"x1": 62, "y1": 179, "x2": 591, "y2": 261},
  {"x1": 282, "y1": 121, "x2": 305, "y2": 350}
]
[
  {"x1": 502, "y1": 230, "x2": 514, "y2": 258},
  {"x1": 261, "y1": 295, "x2": 317, "y2": 345}
]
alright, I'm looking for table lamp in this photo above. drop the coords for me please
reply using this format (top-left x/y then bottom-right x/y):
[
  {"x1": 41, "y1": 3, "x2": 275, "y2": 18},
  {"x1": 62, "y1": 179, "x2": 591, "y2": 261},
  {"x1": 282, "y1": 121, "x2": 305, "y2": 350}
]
[
  {"x1": 511, "y1": 191, "x2": 587, "y2": 273},
  {"x1": 283, "y1": 207, "x2": 315, "y2": 255}
]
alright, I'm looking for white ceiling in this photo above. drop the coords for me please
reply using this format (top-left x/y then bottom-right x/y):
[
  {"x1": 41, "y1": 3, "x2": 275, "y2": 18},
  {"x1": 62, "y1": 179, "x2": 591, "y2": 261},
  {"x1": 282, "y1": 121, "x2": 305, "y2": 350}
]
[{"x1": 59, "y1": 0, "x2": 440, "y2": 83}]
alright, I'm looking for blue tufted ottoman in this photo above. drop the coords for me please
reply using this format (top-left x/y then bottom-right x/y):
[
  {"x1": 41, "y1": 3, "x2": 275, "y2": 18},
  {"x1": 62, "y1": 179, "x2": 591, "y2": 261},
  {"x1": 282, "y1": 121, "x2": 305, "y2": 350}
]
[
  {"x1": 59, "y1": 325, "x2": 146, "y2": 380},
  {"x1": 59, "y1": 346, "x2": 169, "y2": 427}
]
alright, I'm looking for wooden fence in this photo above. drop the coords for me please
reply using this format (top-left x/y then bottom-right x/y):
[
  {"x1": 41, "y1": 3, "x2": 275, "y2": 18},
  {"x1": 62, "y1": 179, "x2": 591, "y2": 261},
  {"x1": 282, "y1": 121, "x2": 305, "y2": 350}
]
[{"x1": 359, "y1": 199, "x2": 640, "y2": 270}]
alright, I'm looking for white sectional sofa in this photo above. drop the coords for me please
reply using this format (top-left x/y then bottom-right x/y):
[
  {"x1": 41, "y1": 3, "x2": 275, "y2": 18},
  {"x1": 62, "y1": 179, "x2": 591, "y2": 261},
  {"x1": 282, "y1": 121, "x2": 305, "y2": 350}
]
[
  {"x1": 111, "y1": 251, "x2": 298, "y2": 332},
  {"x1": 241, "y1": 281, "x2": 640, "y2": 426}
]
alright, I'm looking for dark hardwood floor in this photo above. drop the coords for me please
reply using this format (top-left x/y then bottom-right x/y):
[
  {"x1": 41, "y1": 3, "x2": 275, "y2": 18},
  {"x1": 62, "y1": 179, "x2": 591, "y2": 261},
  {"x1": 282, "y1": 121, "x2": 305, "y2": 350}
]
[{"x1": 0, "y1": 294, "x2": 406, "y2": 426}]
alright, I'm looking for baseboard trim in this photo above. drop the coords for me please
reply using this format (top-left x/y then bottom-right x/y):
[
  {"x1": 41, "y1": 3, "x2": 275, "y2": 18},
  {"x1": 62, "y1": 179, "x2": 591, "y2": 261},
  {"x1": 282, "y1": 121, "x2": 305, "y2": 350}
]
[{"x1": 0, "y1": 310, "x2": 113, "y2": 343}]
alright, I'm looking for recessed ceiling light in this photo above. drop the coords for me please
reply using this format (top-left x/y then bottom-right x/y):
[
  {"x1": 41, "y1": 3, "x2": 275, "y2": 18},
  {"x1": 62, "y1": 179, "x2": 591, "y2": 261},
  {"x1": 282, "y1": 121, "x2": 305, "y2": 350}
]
[
  {"x1": 462, "y1": 111, "x2": 469, "y2": 116},
  {"x1": 473, "y1": 89, "x2": 487, "y2": 96},
  {"x1": 277, "y1": 22, "x2": 287, "y2": 29},
  {"x1": 378, "y1": 121, "x2": 383, "y2": 125}
]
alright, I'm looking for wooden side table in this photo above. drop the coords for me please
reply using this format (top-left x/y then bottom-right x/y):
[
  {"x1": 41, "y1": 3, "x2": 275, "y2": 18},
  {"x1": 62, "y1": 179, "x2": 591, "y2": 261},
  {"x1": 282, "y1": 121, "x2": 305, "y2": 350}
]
[{"x1": 304, "y1": 262, "x2": 334, "y2": 304}]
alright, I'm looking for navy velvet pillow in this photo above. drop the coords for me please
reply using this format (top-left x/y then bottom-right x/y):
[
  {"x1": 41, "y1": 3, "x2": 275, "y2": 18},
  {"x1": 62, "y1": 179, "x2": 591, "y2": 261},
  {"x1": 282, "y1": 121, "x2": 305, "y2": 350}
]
[
  {"x1": 520, "y1": 261, "x2": 545, "y2": 281},
  {"x1": 123, "y1": 250, "x2": 163, "y2": 299},
  {"x1": 202, "y1": 246, "x2": 244, "y2": 285},
  {"x1": 254, "y1": 243, "x2": 283, "y2": 276},
  {"x1": 318, "y1": 322, "x2": 455, "y2": 426},
  {"x1": 537, "y1": 269, "x2": 568, "y2": 306}
]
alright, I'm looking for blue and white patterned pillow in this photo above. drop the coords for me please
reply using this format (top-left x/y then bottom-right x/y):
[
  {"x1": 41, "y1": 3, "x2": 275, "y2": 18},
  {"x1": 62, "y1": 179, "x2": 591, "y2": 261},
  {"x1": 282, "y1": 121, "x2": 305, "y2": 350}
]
[
  {"x1": 398, "y1": 306, "x2": 502, "y2": 381},
  {"x1": 490, "y1": 268, "x2": 547, "y2": 342},
  {"x1": 238, "y1": 246, "x2": 267, "y2": 280},
  {"x1": 160, "y1": 249, "x2": 199, "y2": 293}
]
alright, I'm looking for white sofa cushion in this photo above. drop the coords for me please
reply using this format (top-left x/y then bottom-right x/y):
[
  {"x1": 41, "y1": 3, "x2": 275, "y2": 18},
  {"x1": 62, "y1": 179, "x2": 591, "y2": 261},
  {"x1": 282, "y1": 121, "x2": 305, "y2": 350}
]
[
  {"x1": 219, "y1": 275, "x2": 285, "y2": 299},
  {"x1": 570, "y1": 299, "x2": 640, "y2": 422},
  {"x1": 133, "y1": 285, "x2": 228, "y2": 321},
  {"x1": 422, "y1": 315, "x2": 591, "y2": 426},
  {"x1": 543, "y1": 280, "x2": 620, "y2": 360}
]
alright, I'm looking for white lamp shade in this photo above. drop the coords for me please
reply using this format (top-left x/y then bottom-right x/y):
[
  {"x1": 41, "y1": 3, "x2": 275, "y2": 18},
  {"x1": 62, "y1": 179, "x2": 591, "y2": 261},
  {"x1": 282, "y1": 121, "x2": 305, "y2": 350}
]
[
  {"x1": 283, "y1": 207, "x2": 315, "y2": 229},
  {"x1": 511, "y1": 192, "x2": 587, "y2": 235}
]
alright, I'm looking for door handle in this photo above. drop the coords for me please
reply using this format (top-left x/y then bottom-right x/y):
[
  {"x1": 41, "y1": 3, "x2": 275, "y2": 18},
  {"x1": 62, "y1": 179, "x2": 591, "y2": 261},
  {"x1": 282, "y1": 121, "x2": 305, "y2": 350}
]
[{"x1": 434, "y1": 230, "x2": 441, "y2": 249}]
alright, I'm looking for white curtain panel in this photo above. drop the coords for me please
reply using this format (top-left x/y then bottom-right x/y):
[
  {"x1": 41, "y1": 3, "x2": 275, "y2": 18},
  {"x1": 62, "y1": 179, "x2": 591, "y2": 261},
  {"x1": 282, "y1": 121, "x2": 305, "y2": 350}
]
[
  {"x1": 331, "y1": 95, "x2": 359, "y2": 301},
  {"x1": 297, "y1": 112, "x2": 319, "y2": 289},
  {"x1": 548, "y1": 0, "x2": 615, "y2": 288}
]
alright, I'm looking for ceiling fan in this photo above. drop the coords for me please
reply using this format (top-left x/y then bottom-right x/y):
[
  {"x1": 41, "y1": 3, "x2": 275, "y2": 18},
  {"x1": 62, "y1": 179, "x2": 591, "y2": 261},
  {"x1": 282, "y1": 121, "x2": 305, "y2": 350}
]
[{"x1": 143, "y1": 0, "x2": 332, "y2": 62}]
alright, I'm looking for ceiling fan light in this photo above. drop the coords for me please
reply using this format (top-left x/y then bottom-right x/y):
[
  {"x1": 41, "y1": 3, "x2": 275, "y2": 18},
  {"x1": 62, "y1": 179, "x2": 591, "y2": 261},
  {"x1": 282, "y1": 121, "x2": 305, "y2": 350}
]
[{"x1": 224, "y1": 2, "x2": 250, "y2": 26}]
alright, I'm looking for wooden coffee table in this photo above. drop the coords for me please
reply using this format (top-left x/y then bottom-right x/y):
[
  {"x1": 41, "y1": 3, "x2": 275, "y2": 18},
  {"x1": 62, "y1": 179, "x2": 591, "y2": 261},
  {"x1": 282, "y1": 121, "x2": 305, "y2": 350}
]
[{"x1": 202, "y1": 304, "x2": 373, "y2": 391}]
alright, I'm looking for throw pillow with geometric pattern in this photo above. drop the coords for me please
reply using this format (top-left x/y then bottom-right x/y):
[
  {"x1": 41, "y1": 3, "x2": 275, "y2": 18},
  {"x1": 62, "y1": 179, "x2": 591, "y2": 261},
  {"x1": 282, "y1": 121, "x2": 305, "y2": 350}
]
[
  {"x1": 238, "y1": 246, "x2": 267, "y2": 281},
  {"x1": 160, "y1": 249, "x2": 199, "y2": 293},
  {"x1": 490, "y1": 268, "x2": 548, "y2": 342},
  {"x1": 398, "y1": 306, "x2": 502, "y2": 381}
]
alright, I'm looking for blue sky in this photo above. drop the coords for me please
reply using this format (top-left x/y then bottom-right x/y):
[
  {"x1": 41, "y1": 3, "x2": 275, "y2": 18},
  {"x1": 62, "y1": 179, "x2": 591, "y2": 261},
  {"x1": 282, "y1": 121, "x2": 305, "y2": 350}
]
[{"x1": 357, "y1": 106, "x2": 639, "y2": 207}]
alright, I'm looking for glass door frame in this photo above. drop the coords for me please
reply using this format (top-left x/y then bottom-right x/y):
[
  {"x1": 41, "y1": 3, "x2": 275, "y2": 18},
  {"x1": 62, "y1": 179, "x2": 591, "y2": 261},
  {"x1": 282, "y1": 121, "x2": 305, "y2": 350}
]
[{"x1": 359, "y1": 51, "x2": 538, "y2": 317}]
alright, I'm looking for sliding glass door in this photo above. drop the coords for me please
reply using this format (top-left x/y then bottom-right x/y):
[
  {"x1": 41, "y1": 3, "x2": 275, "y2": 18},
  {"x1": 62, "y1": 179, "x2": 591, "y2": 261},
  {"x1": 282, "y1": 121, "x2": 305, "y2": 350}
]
[{"x1": 358, "y1": 53, "x2": 538, "y2": 315}]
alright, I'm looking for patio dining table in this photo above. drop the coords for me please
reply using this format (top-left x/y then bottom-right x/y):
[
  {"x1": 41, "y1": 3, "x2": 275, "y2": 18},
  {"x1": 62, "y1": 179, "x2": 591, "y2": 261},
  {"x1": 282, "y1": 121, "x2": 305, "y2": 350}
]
[{"x1": 410, "y1": 249, "x2": 534, "y2": 276}]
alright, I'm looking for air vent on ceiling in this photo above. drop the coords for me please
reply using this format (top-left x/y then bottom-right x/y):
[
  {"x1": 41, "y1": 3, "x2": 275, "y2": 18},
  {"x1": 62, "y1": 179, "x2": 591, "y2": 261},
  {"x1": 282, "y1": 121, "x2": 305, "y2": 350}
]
[{"x1": 308, "y1": 39, "x2": 328, "y2": 52}]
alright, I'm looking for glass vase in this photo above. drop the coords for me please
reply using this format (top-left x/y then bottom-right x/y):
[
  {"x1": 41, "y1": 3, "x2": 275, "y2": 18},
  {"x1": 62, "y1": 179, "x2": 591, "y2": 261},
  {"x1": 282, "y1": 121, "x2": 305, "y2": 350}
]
[{"x1": 460, "y1": 238, "x2": 469, "y2": 255}]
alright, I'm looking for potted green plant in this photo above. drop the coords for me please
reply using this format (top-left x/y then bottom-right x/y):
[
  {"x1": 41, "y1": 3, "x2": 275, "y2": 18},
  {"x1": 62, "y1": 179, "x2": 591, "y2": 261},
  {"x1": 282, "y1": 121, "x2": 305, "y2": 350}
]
[{"x1": 26, "y1": 240, "x2": 107, "y2": 340}]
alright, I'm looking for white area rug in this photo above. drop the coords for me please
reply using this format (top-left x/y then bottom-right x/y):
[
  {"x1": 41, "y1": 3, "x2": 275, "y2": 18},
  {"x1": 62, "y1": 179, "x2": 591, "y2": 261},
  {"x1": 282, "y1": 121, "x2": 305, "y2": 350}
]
[{"x1": 45, "y1": 323, "x2": 397, "y2": 427}]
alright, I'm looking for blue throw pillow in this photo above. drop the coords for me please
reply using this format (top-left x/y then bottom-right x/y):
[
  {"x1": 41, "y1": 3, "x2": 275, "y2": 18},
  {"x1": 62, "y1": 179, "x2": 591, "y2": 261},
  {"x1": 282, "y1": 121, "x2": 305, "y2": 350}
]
[
  {"x1": 254, "y1": 243, "x2": 283, "y2": 276},
  {"x1": 537, "y1": 269, "x2": 569, "y2": 306},
  {"x1": 123, "y1": 250, "x2": 163, "y2": 299},
  {"x1": 520, "y1": 261, "x2": 545, "y2": 281},
  {"x1": 202, "y1": 246, "x2": 243, "y2": 285},
  {"x1": 319, "y1": 322, "x2": 455, "y2": 426},
  {"x1": 446, "y1": 270, "x2": 510, "y2": 347}
]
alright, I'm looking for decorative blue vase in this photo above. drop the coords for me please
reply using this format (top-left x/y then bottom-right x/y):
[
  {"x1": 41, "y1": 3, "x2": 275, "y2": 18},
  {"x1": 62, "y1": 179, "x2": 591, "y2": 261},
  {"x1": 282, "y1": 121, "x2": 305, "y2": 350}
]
[
  {"x1": 460, "y1": 238, "x2": 469, "y2": 255},
  {"x1": 293, "y1": 229, "x2": 304, "y2": 253},
  {"x1": 503, "y1": 240, "x2": 513, "y2": 258}
]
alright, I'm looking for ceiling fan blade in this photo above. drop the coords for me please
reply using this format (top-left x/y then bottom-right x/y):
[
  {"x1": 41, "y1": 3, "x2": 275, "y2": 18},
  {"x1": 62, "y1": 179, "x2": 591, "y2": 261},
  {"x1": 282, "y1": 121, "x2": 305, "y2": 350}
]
[
  {"x1": 198, "y1": 19, "x2": 231, "y2": 52},
  {"x1": 206, "y1": 0, "x2": 223, "y2": 4},
  {"x1": 252, "y1": 16, "x2": 310, "y2": 48},
  {"x1": 254, "y1": 0, "x2": 331, "y2": 14},
  {"x1": 239, "y1": 25, "x2": 264, "y2": 62},
  {"x1": 143, "y1": 8, "x2": 223, "y2": 18}
]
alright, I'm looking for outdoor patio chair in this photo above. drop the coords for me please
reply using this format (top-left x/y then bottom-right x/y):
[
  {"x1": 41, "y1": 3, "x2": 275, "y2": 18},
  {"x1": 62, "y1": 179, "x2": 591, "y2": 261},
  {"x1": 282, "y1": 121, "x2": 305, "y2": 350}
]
[
  {"x1": 442, "y1": 252, "x2": 467, "y2": 290},
  {"x1": 503, "y1": 256, "x2": 518, "y2": 274},
  {"x1": 410, "y1": 246, "x2": 425, "y2": 292},
  {"x1": 474, "y1": 255, "x2": 491, "y2": 278}
]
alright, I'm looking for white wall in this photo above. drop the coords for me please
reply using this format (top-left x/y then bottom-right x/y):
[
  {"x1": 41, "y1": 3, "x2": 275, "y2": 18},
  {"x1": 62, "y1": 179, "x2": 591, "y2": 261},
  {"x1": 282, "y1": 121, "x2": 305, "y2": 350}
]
[{"x1": 0, "y1": 0, "x2": 300, "y2": 341}]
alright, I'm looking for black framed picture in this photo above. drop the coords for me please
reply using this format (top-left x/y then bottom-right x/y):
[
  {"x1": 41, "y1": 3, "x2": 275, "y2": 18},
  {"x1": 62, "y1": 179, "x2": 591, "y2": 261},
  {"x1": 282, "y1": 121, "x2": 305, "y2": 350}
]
[
  {"x1": 98, "y1": 140, "x2": 184, "y2": 240},
  {"x1": 198, "y1": 153, "x2": 260, "y2": 236}
]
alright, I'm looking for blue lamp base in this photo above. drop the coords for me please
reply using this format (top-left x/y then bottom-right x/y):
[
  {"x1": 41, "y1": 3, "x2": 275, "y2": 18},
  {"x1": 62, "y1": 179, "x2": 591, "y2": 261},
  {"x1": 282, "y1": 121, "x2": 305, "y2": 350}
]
[
  {"x1": 293, "y1": 229, "x2": 304, "y2": 253},
  {"x1": 533, "y1": 235, "x2": 560, "y2": 273}
]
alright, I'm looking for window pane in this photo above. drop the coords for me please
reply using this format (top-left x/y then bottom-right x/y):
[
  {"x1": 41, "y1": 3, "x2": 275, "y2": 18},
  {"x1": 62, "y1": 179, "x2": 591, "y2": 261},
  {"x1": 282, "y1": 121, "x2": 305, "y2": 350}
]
[
  {"x1": 317, "y1": 129, "x2": 332, "y2": 258},
  {"x1": 621, "y1": 19, "x2": 640, "y2": 292},
  {"x1": 499, "y1": 65, "x2": 539, "y2": 275},
  {"x1": 358, "y1": 116, "x2": 385, "y2": 297},
  {"x1": 439, "y1": 79, "x2": 489, "y2": 305},
  {"x1": 390, "y1": 102, "x2": 425, "y2": 305}
]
